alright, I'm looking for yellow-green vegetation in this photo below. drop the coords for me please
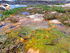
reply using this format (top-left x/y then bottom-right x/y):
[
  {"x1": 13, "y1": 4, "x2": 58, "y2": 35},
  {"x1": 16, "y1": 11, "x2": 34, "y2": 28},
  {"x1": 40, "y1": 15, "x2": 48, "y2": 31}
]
[
  {"x1": 0, "y1": 26, "x2": 31, "y2": 53},
  {"x1": 0, "y1": 25, "x2": 70, "y2": 53},
  {"x1": 24, "y1": 28, "x2": 70, "y2": 53},
  {"x1": 0, "y1": 5, "x2": 70, "y2": 53}
]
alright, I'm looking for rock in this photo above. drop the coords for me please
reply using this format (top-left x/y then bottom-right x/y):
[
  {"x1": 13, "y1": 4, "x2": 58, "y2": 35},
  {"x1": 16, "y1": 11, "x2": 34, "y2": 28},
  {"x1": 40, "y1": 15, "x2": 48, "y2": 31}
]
[
  {"x1": 27, "y1": 14, "x2": 44, "y2": 19},
  {"x1": 31, "y1": 18, "x2": 44, "y2": 22},
  {"x1": 49, "y1": 19, "x2": 61, "y2": 24},
  {"x1": 27, "y1": 48, "x2": 39, "y2": 53},
  {"x1": 65, "y1": 3, "x2": 70, "y2": 5},
  {"x1": 55, "y1": 24, "x2": 66, "y2": 31},
  {"x1": 64, "y1": 21, "x2": 70, "y2": 24},
  {"x1": 27, "y1": 14, "x2": 44, "y2": 22},
  {"x1": 27, "y1": 15, "x2": 35, "y2": 19},
  {"x1": 50, "y1": 11, "x2": 57, "y2": 14},
  {"x1": 10, "y1": 18, "x2": 19, "y2": 23}
]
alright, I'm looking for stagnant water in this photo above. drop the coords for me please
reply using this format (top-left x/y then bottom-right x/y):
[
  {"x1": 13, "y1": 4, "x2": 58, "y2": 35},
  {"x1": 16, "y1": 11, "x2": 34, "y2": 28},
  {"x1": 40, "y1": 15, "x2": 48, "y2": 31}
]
[
  {"x1": 0, "y1": 24, "x2": 5, "y2": 28},
  {"x1": 10, "y1": 5, "x2": 27, "y2": 9},
  {"x1": 15, "y1": 12, "x2": 30, "y2": 17},
  {"x1": 0, "y1": 14, "x2": 2, "y2": 16},
  {"x1": 21, "y1": 12, "x2": 30, "y2": 15}
]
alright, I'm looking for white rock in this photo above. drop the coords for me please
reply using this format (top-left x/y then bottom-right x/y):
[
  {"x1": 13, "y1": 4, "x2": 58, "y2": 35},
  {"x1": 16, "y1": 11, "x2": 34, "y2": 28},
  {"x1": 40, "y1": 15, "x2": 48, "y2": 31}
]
[
  {"x1": 50, "y1": 11, "x2": 57, "y2": 14},
  {"x1": 49, "y1": 19, "x2": 61, "y2": 24},
  {"x1": 27, "y1": 15, "x2": 35, "y2": 19},
  {"x1": 34, "y1": 18, "x2": 40, "y2": 21},
  {"x1": 27, "y1": 14, "x2": 44, "y2": 19}
]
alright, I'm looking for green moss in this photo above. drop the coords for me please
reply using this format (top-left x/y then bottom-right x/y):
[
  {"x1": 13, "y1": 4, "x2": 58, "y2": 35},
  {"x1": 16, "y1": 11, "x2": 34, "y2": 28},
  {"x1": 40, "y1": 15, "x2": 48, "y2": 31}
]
[
  {"x1": 1, "y1": 14, "x2": 10, "y2": 21},
  {"x1": 24, "y1": 28, "x2": 70, "y2": 53},
  {"x1": 52, "y1": 6, "x2": 66, "y2": 13},
  {"x1": 0, "y1": 26, "x2": 31, "y2": 53},
  {"x1": 1, "y1": 7, "x2": 27, "y2": 21},
  {"x1": 56, "y1": 3, "x2": 64, "y2": 5},
  {"x1": 28, "y1": 5, "x2": 45, "y2": 8}
]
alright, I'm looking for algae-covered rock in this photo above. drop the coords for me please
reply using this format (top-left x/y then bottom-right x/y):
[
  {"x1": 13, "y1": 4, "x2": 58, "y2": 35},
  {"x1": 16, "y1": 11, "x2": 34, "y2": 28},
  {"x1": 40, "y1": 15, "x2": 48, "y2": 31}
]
[{"x1": 24, "y1": 27, "x2": 70, "y2": 53}]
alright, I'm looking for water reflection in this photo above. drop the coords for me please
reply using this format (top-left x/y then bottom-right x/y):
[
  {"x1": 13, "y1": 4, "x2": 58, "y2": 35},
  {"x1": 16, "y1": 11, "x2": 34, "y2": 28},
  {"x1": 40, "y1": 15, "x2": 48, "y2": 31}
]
[
  {"x1": 0, "y1": 14, "x2": 2, "y2": 16},
  {"x1": 21, "y1": 12, "x2": 30, "y2": 15},
  {"x1": 0, "y1": 24, "x2": 5, "y2": 28},
  {"x1": 10, "y1": 5, "x2": 27, "y2": 9}
]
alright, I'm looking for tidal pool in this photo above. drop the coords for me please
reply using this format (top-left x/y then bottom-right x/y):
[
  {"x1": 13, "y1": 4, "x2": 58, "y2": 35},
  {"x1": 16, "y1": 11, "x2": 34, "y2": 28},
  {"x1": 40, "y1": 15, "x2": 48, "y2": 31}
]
[
  {"x1": 0, "y1": 24, "x2": 5, "y2": 28},
  {"x1": 0, "y1": 14, "x2": 2, "y2": 16},
  {"x1": 10, "y1": 5, "x2": 27, "y2": 9},
  {"x1": 21, "y1": 12, "x2": 30, "y2": 15}
]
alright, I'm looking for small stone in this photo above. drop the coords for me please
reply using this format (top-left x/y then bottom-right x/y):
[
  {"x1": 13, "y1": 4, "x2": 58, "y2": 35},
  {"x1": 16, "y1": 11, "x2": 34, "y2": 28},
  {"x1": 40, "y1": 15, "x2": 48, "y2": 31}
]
[
  {"x1": 46, "y1": 35, "x2": 49, "y2": 38},
  {"x1": 27, "y1": 48, "x2": 39, "y2": 53},
  {"x1": 50, "y1": 11, "x2": 57, "y2": 14}
]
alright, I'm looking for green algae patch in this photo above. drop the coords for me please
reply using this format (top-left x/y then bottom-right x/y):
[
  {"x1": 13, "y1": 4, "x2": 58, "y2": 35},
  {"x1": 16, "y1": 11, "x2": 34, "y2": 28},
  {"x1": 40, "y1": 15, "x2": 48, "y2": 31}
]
[
  {"x1": 0, "y1": 26, "x2": 31, "y2": 53},
  {"x1": 0, "y1": 25, "x2": 70, "y2": 53},
  {"x1": 24, "y1": 28, "x2": 70, "y2": 53},
  {"x1": 1, "y1": 7, "x2": 27, "y2": 21}
]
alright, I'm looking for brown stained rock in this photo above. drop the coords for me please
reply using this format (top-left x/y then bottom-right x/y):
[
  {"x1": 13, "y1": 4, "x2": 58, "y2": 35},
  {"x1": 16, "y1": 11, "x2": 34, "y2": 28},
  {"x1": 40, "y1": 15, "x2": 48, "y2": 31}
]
[{"x1": 27, "y1": 48, "x2": 39, "y2": 53}]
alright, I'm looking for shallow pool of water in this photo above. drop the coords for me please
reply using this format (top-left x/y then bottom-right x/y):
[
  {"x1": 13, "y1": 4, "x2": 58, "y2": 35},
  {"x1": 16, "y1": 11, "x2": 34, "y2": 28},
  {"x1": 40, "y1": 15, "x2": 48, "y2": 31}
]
[
  {"x1": 0, "y1": 14, "x2": 2, "y2": 16},
  {"x1": 0, "y1": 24, "x2": 5, "y2": 28},
  {"x1": 21, "y1": 12, "x2": 30, "y2": 15},
  {"x1": 10, "y1": 5, "x2": 27, "y2": 9},
  {"x1": 15, "y1": 12, "x2": 30, "y2": 17}
]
